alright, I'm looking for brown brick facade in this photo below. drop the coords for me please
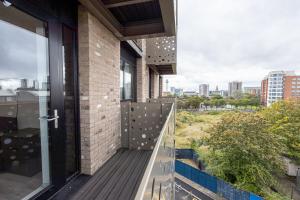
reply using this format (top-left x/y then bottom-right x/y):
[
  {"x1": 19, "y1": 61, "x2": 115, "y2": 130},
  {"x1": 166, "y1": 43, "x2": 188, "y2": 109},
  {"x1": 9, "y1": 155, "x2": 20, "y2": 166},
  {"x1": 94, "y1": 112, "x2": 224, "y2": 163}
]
[
  {"x1": 261, "y1": 79, "x2": 268, "y2": 105},
  {"x1": 283, "y1": 75, "x2": 300, "y2": 100},
  {"x1": 151, "y1": 71, "x2": 160, "y2": 98},
  {"x1": 78, "y1": 6, "x2": 121, "y2": 175},
  {"x1": 136, "y1": 39, "x2": 149, "y2": 102}
]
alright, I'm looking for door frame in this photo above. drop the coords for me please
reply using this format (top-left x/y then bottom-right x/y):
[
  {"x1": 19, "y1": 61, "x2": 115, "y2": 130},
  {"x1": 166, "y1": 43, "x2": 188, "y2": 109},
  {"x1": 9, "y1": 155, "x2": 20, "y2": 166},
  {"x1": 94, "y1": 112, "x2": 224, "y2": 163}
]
[{"x1": 4, "y1": 0, "x2": 80, "y2": 199}]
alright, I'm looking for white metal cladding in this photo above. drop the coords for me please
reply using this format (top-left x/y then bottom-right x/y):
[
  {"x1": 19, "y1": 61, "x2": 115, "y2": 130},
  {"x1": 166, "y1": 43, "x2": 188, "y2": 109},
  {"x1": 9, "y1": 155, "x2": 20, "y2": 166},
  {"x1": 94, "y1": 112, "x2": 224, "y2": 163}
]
[{"x1": 146, "y1": 36, "x2": 176, "y2": 66}]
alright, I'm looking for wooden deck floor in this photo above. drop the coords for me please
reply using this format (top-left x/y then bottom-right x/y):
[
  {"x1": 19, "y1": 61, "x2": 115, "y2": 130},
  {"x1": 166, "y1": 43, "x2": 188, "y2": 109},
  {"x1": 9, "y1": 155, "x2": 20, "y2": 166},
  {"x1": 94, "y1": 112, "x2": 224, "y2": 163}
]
[{"x1": 69, "y1": 148, "x2": 152, "y2": 200}]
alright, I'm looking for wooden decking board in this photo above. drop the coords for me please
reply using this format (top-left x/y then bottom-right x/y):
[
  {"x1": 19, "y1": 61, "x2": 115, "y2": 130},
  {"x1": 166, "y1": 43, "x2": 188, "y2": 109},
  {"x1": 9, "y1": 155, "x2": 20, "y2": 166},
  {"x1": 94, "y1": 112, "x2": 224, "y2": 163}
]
[
  {"x1": 129, "y1": 151, "x2": 152, "y2": 200},
  {"x1": 70, "y1": 149, "x2": 152, "y2": 200},
  {"x1": 105, "y1": 151, "x2": 148, "y2": 200},
  {"x1": 119, "y1": 151, "x2": 152, "y2": 200},
  {"x1": 96, "y1": 151, "x2": 143, "y2": 200},
  {"x1": 82, "y1": 150, "x2": 132, "y2": 199},
  {"x1": 71, "y1": 149, "x2": 129, "y2": 199}
]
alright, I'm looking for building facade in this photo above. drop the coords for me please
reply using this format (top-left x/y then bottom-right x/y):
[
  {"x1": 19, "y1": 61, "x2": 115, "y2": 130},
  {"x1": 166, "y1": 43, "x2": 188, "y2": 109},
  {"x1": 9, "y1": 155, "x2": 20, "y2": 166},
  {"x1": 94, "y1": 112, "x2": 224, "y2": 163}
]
[
  {"x1": 0, "y1": 0, "x2": 177, "y2": 199},
  {"x1": 261, "y1": 71, "x2": 300, "y2": 106},
  {"x1": 228, "y1": 81, "x2": 242, "y2": 97},
  {"x1": 199, "y1": 84, "x2": 209, "y2": 97},
  {"x1": 243, "y1": 87, "x2": 261, "y2": 96},
  {"x1": 283, "y1": 74, "x2": 300, "y2": 100},
  {"x1": 261, "y1": 78, "x2": 268, "y2": 106}
]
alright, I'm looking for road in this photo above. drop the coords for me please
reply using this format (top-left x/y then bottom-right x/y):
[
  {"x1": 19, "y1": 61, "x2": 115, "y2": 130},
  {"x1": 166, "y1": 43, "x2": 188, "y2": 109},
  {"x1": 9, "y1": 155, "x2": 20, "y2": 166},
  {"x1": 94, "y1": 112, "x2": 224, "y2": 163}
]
[{"x1": 175, "y1": 178, "x2": 213, "y2": 200}]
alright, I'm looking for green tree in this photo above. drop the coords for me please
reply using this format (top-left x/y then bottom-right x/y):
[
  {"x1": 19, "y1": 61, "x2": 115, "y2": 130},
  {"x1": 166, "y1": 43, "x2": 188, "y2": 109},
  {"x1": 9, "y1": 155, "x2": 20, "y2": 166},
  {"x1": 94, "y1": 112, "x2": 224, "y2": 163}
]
[
  {"x1": 261, "y1": 100, "x2": 300, "y2": 164},
  {"x1": 186, "y1": 96, "x2": 204, "y2": 108},
  {"x1": 204, "y1": 112, "x2": 284, "y2": 194}
]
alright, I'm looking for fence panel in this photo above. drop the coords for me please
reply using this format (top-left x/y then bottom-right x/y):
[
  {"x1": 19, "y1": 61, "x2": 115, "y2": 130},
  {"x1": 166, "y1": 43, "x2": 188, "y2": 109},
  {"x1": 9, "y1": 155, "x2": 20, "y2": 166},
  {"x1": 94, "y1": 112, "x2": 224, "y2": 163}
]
[
  {"x1": 250, "y1": 193, "x2": 264, "y2": 200},
  {"x1": 175, "y1": 160, "x2": 263, "y2": 200},
  {"x1": 175, "y1": 160, "x2": 217, "y2": 193},
  {"x1": 218, "y1": 180, "x2": 249, "y2": 200}
]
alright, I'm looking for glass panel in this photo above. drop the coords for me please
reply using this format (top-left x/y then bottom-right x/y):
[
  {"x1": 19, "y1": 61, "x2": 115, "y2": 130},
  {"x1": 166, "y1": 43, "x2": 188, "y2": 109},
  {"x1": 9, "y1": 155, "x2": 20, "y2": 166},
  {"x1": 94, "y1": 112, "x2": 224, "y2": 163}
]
[
  {"x1": 0, "y1": 4, "x2": 50, "y2": 199},
  {"x1": 124, "y1": 62, "x2": 132, "y2": 99},
  {"x1": 62, "y1": 25, "x2": 77, "y2": 178},
  {"x1": 120, "y1": 60, "x2": 124, "y2": 100}
]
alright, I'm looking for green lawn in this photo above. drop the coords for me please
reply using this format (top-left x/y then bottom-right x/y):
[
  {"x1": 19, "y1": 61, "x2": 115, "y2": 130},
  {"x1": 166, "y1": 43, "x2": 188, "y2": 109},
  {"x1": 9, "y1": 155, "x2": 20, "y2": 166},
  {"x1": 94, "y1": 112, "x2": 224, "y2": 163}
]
[{"x1": 175, "y1": 111, "x2": 223, "y2": 148}]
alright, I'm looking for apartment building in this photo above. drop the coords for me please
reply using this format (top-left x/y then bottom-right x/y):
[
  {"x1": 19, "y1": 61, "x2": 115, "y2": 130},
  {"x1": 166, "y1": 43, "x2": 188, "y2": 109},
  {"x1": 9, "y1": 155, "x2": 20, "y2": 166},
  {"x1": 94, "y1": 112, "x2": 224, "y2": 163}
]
[
  {"x1": 243, "y1": 87, "x2": 261, "y2": 96},
  {"x1": 0, "y1": 0, "x2": 177, "y2": 199},
  {"x1": 228, "y1": 81, "x2": 242, "y2": 97},
  {"x1": 261, "y1": 79, "x2": 268, "y2": 106},
  {"x1": 283, "y1": 74, "x2": 300, "y2": 99},
  {"x1": 199, "y1": 84, "x2": 209, "y2": 97},
  {"x1": 261, "y1": 71, "x2": 300, "y2": 106}
]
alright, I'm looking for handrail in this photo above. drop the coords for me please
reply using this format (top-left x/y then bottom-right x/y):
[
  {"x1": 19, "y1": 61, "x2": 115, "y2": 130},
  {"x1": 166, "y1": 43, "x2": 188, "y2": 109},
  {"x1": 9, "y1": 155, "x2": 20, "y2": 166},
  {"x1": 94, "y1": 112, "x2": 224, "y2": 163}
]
[{"x1": 134, "y1": 103, "x2": 175, "y2": 200}]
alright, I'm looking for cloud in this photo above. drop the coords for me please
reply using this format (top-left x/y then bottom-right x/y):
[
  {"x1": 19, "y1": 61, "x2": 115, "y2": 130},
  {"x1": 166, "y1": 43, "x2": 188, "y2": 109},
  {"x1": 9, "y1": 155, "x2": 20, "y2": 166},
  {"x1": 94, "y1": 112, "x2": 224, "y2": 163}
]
[{"x1": 167, "y1": 0, "x2": 300, "y2": 91}]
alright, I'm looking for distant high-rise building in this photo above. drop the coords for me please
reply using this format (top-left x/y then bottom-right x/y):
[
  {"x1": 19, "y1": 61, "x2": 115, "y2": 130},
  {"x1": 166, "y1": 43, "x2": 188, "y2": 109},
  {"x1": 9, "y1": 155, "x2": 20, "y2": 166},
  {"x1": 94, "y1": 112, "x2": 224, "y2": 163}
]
[
  {"x1": 243, "y1": 87, "x2": 261, "y2": 96},
  {"x1": 228, "y1": 81, "x2": 242, "y2": 97},
  {"x1": 33, "y1": 80, "x2": 39, "y2": 89},
  {"x1": 199, "y1": 84, "x2": 209, "y2": 97},
  {"x1": 261, "y1": 78, "x2": 268, "y2": 106},
  {"x1": 261, "y1": 71, "x2": 300, "y2": 106},
  {"x1": 220, "y1": 90, "x2": 228, "y2": 97},
  {"x1": 20, "y1": 79, "x2": 28, "y2": 88}
]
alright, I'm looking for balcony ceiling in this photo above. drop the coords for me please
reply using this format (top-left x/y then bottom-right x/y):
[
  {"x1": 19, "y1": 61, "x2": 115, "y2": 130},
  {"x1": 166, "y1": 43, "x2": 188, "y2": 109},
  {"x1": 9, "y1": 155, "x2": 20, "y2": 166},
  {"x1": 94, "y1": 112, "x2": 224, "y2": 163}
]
[
  {"x1": 79, "y1": 0, "x2": 176, "y2": 40},
  {"x1": 146, "y1": 36, "x2": 177, "y2": 75}
]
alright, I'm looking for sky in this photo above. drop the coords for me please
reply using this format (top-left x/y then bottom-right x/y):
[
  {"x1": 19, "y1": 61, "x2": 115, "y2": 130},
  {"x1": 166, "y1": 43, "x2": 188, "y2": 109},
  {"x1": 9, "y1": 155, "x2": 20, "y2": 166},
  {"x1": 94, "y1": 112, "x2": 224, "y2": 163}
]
[
  {"x1": 166, "y1": 0, "x2": 300, "y2": 91},
  {"x1": 0, "y1": 20, "x2": 49, "y2": 90}
]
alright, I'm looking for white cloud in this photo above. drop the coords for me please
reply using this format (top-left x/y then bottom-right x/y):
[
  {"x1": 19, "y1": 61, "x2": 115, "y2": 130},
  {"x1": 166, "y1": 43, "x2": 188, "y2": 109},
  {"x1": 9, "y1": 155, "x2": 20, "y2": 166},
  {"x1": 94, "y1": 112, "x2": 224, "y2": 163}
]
[{"x1": 167, "y1": 0, "x2": 300, "y2": 91}]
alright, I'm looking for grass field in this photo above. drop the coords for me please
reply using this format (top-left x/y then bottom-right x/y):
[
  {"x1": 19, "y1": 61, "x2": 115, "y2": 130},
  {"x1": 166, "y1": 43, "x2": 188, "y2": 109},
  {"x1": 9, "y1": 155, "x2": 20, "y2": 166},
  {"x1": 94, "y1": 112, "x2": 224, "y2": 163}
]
[{"x1": 175, "y1": 111, "x2": 223, "y2": 148}]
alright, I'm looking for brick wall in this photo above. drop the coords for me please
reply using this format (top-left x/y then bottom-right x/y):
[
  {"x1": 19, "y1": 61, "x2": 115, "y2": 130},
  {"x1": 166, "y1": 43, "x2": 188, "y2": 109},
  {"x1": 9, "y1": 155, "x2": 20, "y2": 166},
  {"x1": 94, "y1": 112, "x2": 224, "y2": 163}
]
[
  {"x1": 284, "y1": 75, "x2": 300, "y2": 100},
  {"x1": 151, "y1": 71, "x2": 160, "y2": 98},
  {"x1": 136, "y1": 39, "x2": 149, "y2": 102},
  {"x1": 78, "y1": 6, "x2": 121, "y2": 175}
]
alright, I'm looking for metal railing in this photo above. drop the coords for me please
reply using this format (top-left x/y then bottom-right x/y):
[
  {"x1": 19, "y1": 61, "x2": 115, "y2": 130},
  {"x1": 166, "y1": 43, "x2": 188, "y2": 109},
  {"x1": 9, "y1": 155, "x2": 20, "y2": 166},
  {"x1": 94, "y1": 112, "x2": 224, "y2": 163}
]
[
  {"x1": 134, "y1": 102, "x2": 175, "y2": 200},
  {"x1": 121, "y1": 98, "x2": 176, "y2": 200}
]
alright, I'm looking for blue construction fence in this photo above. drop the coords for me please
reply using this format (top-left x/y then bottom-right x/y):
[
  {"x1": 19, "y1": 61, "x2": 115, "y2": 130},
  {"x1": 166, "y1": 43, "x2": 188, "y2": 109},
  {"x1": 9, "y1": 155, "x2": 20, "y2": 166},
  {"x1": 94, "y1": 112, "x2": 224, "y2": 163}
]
[
  {"x1": 176, "y1": 148, "x2": 207, "y2": 170},
  {"x1": 175, "y1": 160, "x2": 263, "y2": 200}
]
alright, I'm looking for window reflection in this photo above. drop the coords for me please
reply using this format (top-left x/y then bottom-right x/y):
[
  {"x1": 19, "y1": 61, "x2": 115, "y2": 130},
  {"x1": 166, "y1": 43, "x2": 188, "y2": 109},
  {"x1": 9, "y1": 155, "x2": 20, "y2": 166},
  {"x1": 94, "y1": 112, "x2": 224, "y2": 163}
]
[
  {"x1": 120, "y1": 60, "x2": 135, "y2": 100},
  {"x1": 0, "y1": 4, "x2": 50, "y2": 199}
]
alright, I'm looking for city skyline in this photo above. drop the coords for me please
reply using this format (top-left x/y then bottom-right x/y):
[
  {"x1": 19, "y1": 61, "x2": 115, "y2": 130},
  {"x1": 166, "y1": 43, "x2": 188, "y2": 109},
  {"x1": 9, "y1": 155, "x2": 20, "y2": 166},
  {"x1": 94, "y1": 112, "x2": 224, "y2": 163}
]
[{"x1": 165, "y1": 0, "x2": 300, "y2": 91}]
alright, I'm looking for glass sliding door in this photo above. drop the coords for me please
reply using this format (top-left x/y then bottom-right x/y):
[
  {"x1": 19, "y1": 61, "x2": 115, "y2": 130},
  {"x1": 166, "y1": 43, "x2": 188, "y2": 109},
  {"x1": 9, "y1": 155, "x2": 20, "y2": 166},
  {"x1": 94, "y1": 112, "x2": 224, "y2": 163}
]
[{"x1": 0, "y1": 3, "x2": 50, "y2": 199}]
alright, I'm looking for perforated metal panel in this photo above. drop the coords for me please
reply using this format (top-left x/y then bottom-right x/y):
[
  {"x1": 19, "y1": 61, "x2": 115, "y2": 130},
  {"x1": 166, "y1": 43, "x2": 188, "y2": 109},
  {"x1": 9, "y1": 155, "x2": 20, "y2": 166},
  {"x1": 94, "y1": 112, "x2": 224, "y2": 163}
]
[
  {"x1": 121, "y1": 101, "x2": 173, "y2": 150},
  {"x1": 121, "y1": 100, "x2": 176, "y2": 200},
  {"x1": 129, "y1": 103, "x2": 162, "y2": 150},
  {"x1": 146, "y1": 37, "x2": 176, "y2": 66}
]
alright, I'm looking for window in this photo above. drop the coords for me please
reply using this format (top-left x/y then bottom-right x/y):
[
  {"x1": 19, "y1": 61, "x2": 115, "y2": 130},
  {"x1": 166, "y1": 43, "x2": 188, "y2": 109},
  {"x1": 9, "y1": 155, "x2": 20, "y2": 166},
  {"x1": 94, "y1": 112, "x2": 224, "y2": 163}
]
[{"x1": 120, "y1": 47, "x2": 136, "y2": 101}]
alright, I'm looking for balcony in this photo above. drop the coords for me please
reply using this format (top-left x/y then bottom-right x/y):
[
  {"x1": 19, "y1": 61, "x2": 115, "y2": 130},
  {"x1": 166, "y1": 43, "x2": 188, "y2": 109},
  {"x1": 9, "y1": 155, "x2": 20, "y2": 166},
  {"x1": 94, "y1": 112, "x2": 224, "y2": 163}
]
[
  {"x1": 78, "y1": 0, "x2": 177, "y2": 40},
  {"x1": 146, "y1": 36, "x2": 177, "y2": 74},
  {"x1": 68, "y1": 98, "x2": 175, "y2": 200}
]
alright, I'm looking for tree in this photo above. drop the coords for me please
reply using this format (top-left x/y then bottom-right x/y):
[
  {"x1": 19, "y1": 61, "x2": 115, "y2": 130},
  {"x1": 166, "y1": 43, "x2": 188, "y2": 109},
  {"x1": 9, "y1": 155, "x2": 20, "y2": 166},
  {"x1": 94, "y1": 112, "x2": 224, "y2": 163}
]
[
  {"x1": 261, "y1": 100, "x2": 300, "y2": 164},
  {"x1": 186, "y1": 96, "x2": 204, "y2": 108},
  {"x1": 203, "y1": 112, "x2": 284, "y2": 194}
]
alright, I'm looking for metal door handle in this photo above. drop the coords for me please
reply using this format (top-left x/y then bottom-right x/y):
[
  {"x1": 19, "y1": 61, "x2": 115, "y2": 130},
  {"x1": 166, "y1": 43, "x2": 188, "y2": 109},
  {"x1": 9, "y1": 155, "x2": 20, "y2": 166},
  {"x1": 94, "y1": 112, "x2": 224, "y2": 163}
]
[
  {"x1": 39, "y1": 109, "x2": 59, "y2": 128},
  {"x1": 46, "y1": 116, "x2": 59, "y2": 122}
]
